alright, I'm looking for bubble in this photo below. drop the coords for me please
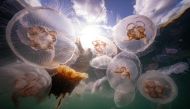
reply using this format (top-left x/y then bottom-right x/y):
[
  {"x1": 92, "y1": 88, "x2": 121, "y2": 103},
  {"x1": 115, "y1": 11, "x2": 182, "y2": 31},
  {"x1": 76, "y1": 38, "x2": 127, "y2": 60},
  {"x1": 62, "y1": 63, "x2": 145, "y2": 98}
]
[
  {"x1": 137, "y1": 70, "x2": 178, "y2": 104},
  {"x1": 106, "y1": 51, "x2": 141, "y2": 89},
  {"x1": 114, "y1": 81, "x2": 136, "y2": 107},
  {"x1": 6, "y1": 7, "x2": 76, "y2": 68},
  {"x1": 90, "y1": 55, "x2": 112, "y2": 69},
  {"x1": 113, "y1": 15, "x2": 157, "y2": 53},
  {"x1": 0, "y1": 62, "x2": 51, "y2": 105}
]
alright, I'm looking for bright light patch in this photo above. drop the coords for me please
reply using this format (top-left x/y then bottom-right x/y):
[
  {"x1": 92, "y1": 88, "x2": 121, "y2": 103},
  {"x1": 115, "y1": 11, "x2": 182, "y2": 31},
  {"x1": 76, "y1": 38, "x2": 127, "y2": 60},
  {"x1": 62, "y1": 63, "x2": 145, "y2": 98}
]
[{"x1": 79, "y1": 25, "x2": 103, "y2": 50}]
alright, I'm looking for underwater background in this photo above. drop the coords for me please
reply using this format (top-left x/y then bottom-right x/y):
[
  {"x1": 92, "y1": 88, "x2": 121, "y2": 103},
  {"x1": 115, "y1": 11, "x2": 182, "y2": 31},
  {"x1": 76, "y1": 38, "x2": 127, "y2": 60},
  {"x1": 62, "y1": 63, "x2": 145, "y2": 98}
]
[{"x1": 0, "y1": 0, "x2": 190, "y2": 109}]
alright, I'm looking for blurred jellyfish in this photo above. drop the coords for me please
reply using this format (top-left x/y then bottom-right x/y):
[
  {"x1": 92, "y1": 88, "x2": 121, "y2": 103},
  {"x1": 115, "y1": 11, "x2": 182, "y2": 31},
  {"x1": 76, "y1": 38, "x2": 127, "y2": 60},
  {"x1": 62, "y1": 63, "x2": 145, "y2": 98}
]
[
  {"x1": 90, "y1": 55, "x2": 112, "y2": 69},
  {"x1": 0, "y1": 62, "x2": 51, "y2": 107},
  {"x1": 79, "y1": 25, "x2": 118, "y2": 57},
  {"x1": 114, "y1": 81, "x2": 136, "y2": 107},
  {"x1": 91, "y1": 76, "x2": 107, "y2": 93},
  {"x1": 6, "y1": 7, "x2": 76, "y2": 68},
  {"x1": 106, "y1": 51, "x2": 141, "y2": 89},
  {"x1": 113, "y1": 15, "x2": 157, "y2": 53},
  {"x1": 157, "y1": 62, "x2": 189, "y2": 75},
  {"x1": 137, "y1": 70, "x2": 178, "y2": 104}
]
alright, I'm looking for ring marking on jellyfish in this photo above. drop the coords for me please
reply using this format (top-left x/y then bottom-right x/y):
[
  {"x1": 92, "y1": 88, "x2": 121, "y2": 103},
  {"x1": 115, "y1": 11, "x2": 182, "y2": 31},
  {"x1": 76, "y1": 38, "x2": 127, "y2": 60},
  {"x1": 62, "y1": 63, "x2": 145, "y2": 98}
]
[
  {"x1": 92, "y1": 40, "x2": 107, "y2": 55},
  {"x1": 125, "y1": 21, "x2": 148, "y2": 44},
  {"x1": 143, "y1": 80, "x2": 170, "y2": 99},
  {"x1": 27, "y1": 26, "x2": 57, "y2": 51},
  {"x1": 114, "y1": 66, "x2": 131, "y2": 80}
]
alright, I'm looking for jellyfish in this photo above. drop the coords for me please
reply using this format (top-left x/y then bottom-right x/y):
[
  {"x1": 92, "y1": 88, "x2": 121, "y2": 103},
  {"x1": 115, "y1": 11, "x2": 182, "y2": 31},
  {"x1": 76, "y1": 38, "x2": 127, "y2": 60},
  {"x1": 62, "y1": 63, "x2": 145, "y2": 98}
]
[
  {"x1": 137, "y1": 70, "x2": 178, "y2": 104},
  {"x1": 113, "y1": 15, "x2": 157, "y2": 53},
  {"x1": 90, "y1": 55, "x2": 112, "y2": 69},
  {"x1": 157, "y1": 62, "x2": 189, "y2": 75},
  {"x1": 114, "y1": 81, "x2": 136, "y2": 107},
  {"x1": 106, "y1": 51, "x2": 142, "y2": 89},
  {"x1": 0, "y1": 62, "x2": 51, "y2": 107},
  {"x1": 79, "y1": 25, "x2": 118, "y2": 57},
  {"x1": 6, "y1": 7, "x2": 76, "y2": 68}
]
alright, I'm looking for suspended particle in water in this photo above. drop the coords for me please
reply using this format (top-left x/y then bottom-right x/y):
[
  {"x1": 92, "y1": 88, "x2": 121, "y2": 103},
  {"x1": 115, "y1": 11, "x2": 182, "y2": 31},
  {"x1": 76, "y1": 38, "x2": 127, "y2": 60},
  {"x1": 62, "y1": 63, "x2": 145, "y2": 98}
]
[
  {"x1": 113, "y1": 15, "x2": 157, "y2": 53},
  {"x1": 137, "y1": 70, "x2": 178, "y2": 104}
]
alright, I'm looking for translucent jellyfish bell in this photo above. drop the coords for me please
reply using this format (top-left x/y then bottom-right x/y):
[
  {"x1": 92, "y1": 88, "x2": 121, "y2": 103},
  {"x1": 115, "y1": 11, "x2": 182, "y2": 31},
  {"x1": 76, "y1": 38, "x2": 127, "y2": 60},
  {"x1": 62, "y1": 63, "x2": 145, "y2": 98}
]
[
  {"x1": 79, "y1": 25, "x2": 118, "y2": 57},
  {"x1": 106, "y1": 51, "x2": 142, "y2": 89},
  {"x1": 137, "y1": 70, "x2": 178, "y2": 104},
  {"x1": 90, "y1": 55, "x2": 112, "y2": 69},
  {"x1": 114, "y1": 81, "x2": 136, "y2": 107},
  {"x1": 6, "y1": 7, "x2": 76, "y2": 68},
  {"x1": 113, "y1": 15, "x2": 157, "y2": 53},
  {"x1": 0, "y1": 62, "x2": 51, "y2": 105}
]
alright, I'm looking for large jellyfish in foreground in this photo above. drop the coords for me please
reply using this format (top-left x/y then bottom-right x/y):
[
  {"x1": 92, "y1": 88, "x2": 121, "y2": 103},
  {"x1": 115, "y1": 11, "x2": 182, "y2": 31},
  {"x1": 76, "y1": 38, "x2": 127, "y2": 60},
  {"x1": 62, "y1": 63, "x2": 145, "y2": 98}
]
[
  {"x1": 106, "y1": 51, "x2": 142, "y2": 89},
  {"x1": 137, "y1": 70, "x2": 178, "y2": 104},
  {"x1": 6, "y1": 7, "x2": 76, "y2": 68},
  {"x1": 0, "y1": 62, "x2": 51, "y2": 107},
  {"x1": 113, "y1": 15, "x2": 157, "y2": 53}
]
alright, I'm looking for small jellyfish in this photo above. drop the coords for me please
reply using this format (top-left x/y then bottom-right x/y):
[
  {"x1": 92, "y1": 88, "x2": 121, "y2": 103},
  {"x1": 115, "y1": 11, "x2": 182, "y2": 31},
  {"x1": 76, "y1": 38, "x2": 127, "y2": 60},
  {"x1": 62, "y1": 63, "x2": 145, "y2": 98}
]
[
  {"x1": 0, "y1": 62, "x2": 51, "y2": 107},
  {"x1": 79, "y1": 25, "x2": 117, "y2": 57},
  {"x1": 106, "y1": 51, "x2": 141, "y2": 89},
  {"x1": 90, "y1": 55, "x2": 112, "y2": 69},
  {"x1": 6, "y1": 7, "x2": 76, "y2": 68},
  {"x1": 113, "y1": 15, "x2": 157, "y2": 53},
  {"x1": 114, "y1": 81, "x2": 136, "y2": 107},
  {"x1": 137, "y1": 70, "x2": 178, "y2": 104}
]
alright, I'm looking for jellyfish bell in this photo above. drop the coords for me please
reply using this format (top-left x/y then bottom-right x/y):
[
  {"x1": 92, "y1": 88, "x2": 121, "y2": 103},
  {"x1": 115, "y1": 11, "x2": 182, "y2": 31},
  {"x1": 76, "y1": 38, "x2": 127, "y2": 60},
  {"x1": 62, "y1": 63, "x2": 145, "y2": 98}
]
[
  {"x1": 90, "y1": 55, "x2": 112, "y2": 69},
  {"x1": 79, "y1": 25, "x2": 118, "y2": 57},
  {"x1": 6, "y1": 7, "x2": 76, "y2": 69},
  {"x1": 114, "y1": 81, "x2": 136, "y2": 107},
  {"x1": 137, "y1": 70, "x2": 178, "y2": 104},
  {"x1": 106, "y1": 51, "x2": 142, "y2": 89},
  {"x1": 113, "y1": 15, "x2": 157, "y2": 53},
  {"x1": 0, "y1": 62, "x2": 51, "y2": 106}
]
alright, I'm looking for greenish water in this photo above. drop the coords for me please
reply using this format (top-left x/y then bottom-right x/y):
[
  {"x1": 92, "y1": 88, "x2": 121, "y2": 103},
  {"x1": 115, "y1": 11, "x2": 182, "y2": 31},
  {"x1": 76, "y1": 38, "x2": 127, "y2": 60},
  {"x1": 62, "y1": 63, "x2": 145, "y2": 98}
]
[{"x1": 0, "y1": 70, "x2": 189, "y2": 109}]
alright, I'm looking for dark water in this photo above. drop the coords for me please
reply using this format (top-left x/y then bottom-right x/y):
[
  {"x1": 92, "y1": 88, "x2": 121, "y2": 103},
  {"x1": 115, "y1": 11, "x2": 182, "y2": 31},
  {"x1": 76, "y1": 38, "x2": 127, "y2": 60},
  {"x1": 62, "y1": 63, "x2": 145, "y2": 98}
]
[{"x1": 0, "y1": 1, "x2": 190, "y2": 109}]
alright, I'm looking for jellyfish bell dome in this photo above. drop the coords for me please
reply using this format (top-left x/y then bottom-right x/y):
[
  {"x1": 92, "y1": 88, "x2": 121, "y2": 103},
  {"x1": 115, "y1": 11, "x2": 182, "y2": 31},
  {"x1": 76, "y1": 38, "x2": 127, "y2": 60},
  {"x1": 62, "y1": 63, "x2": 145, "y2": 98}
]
[
  {"x1": 114, "y1": 81, "x2": 136, "y2": 107},
  {"x1": 6, "y1": 7, "x2": 76, "y2": 69},
  {"x1": 137, "y1": 70, "x2": 178, "y2": 104},
  {"x1": 90, "y1": 55, "x2": 112, "y2": 69},
  {"x1": 79, "y1": 25, "x2": 118, "y2": 57},
  {"x1": 113, "y1": 15, "x2": 157, "y2": 53},
  {"x1": 106, "y1": 51, "x2": 142, "y2": 89}
]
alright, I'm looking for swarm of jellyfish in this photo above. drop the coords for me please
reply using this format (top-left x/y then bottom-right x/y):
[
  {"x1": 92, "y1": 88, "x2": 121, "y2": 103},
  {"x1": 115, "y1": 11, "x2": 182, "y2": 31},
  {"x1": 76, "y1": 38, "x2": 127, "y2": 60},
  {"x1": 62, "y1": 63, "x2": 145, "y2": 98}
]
[
  {"x1": 106, "y1": 51, "x2": 142, "y2": 89},
  {"x1": 0, "y1": 62, "x2": 51, "y2": 107},
  {"x1": 113, "y1": 15, "x2": 157, "y2": 53},
  {"x1": 137, "y1": 70, "x2": 178, "y2": 104},
  {"x1": 6, "y1": 7, "x2": 76, "y2": 68}
]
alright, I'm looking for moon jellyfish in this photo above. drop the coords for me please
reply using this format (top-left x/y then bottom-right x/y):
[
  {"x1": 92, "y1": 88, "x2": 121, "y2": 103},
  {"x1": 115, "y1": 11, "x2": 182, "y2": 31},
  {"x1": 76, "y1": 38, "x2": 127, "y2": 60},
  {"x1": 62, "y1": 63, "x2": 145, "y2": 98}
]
[
  {"x1": 79, "y1": 25, "x2": 118, "y2": 57},
  {"x1": 114, "y1": 82, "x2": 136, "y2": 107},
  {"x1": 90, "y1": 55, "x2": 112, "y2": 69},
  {"x1": 107, "y1": 51, "x2": 141, "y2": 89},
  {"x1": 137, "y1": 71, "x2": 178, "y2": 104},
  {"x1": 6, "y1": 7, "x2": 76, "y2": 68},
  {"x1": 0, "y1": 62, "x2": 51, "y2": 106},
  {"x1": 113, "y1": 15, "x2": 157, "y2": 53}
]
